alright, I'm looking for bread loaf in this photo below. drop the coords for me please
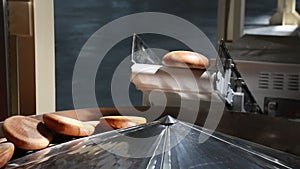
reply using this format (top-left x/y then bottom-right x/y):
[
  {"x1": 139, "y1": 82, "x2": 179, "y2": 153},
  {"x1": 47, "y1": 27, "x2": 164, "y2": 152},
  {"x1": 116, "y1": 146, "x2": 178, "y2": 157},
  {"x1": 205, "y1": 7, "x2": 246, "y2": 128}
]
[
  {"x1": 3, "y1": 116, "x2": 53, "y2": 150},
  {"x1": 43, "y1": 114, "x2": 95, "y2": 137},
  {"x1": 0, "y1": 142, "x2": 14, "y2": 168},
  {"x1": 162, "y1": 51, "x2": 209, "y2": 69},
  {"x1": 99, "y1": 116, "x2": 147, "y2": 129}
]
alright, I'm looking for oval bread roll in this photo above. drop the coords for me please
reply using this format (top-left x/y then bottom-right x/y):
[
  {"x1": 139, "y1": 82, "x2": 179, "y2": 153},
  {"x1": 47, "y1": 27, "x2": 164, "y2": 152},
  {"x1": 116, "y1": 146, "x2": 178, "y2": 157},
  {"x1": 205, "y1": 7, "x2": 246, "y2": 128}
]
[
  {"x1": 43, "y1": 114, "x2": 95, "y2": 137},
  {"x1": 0, "y1": 142, "x2": 14, "y2": 168},
  {"x1": 99, "y1": 116, "x2": 147, "y2": 129},
  {"x1": 3, "y1": 116, "x2": 53, "y2": 150},
  {"x1": 162, "y1": 51, "x2": 209, "y2": 69}
]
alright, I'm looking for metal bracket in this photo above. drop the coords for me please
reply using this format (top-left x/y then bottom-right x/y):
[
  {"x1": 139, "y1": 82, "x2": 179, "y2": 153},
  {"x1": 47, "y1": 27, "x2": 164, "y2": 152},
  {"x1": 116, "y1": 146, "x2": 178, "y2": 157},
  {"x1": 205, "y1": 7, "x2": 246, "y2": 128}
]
[{"x1": 215, "y1": 40, "x2": 262, "y2": 113}]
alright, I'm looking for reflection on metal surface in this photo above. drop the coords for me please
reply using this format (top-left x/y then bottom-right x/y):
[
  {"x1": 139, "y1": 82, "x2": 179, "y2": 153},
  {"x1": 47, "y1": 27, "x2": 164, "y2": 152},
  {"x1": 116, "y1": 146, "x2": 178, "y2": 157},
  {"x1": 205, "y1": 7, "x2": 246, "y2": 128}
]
[{"x1": 6, "y1": 115, "x2": 300, "y2": 169}]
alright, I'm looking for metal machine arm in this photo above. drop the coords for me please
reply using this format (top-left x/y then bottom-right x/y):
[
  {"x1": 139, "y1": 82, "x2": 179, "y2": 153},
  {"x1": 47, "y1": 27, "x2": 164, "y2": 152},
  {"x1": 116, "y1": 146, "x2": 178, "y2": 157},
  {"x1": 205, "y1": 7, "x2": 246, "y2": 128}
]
[{"x1": 215, "y1": 40, "x2": 263, "y2": 114}]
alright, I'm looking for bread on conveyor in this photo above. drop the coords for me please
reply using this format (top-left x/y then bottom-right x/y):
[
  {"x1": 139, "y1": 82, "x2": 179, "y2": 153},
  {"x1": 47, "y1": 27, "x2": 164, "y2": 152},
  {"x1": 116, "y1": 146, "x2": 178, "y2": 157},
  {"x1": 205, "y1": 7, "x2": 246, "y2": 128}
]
[
  {"x1": 162, "y1": 51, "x2": 209, "y2": 69},
  {"x1": 0, "y1": 142, "x2": 14, "y2": 168},
  {"x1": 99, "y1": 116, "x2": 147, "y2": 129},
  {"x1": 43, "y1": 114, "x2": 95, "y2": 137},
  {"x1": 3, "y1": 116, "x2": 53, "y2": 150}
]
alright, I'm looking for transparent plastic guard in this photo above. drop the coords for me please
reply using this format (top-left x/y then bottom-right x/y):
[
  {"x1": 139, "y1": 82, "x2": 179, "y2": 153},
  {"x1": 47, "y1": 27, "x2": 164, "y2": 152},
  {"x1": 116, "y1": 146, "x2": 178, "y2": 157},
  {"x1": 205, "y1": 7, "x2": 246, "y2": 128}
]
[
  {"x1": 131, "y1": 34, "x2": 162, "y2": 74},
  {"x1": 131, "y1": 33, "x2": 162, "y2": 64}
]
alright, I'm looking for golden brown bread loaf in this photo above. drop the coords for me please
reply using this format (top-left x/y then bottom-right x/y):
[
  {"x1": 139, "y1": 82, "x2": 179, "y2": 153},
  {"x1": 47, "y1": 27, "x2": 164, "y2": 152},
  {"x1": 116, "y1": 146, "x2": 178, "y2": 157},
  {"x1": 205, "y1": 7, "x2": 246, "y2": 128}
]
[
  {"x1": 43, "y1": 114, "x2": 95, "y2": 137},
  {"x1": 99, "y1": 116, "x2": 147, "y2": 129},
  {"x1": 162, "y1": 51, "x2": 209, "y2": 69},
  {"x1": 0, "y1": 142, "x2": 14, "y2": 168},
  {"x1": 3, "y1": 116, "x2": 53, "y2": 150}
]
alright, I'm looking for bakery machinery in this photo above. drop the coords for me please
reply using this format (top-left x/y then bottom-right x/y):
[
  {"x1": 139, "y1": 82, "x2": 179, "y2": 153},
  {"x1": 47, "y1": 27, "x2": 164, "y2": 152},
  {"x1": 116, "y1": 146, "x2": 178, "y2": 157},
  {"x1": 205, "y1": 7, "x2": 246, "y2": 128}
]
[
  {"x1": 130, "y1": 34, "x2": 262, "y2": 114},
  {"x1": 130, "y1": 34, "x2": 300, "y2": 118},
  {"x1": 3, "y1": 115, "x2": 300, "y2": 168},
  {"x1": 229, "y1": 34, "x2": 300, "y2": 119},
  {"x1": 1, "y1": 34, "x2": 300, "y2": 168},
  {"x1": 0, "y1": 105, "x2": 300, "y2": 168},
  {"x1": 1, "y1": 102, "x2": 300, "y2": 168}
]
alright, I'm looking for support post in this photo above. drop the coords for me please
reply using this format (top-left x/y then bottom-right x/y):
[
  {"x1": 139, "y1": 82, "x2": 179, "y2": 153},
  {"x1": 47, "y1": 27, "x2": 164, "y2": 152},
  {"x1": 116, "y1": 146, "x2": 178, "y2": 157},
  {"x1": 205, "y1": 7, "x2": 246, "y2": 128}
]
[
  {"x1": 217, "y1": 0, "x2": 245, "y2": 43},
  {"x1": 270, "y1": 0, "x2": 300, "y2": 25},
  {"x1": 8, "y1": 0, "x2": 55, "y2": 116}
]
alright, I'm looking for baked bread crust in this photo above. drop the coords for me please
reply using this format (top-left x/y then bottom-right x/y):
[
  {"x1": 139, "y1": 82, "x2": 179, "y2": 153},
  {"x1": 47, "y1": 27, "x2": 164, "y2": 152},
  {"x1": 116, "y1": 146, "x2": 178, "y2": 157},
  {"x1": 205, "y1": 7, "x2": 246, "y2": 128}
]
[
  {"x1": 99, "y1": 116, "x2": 147, "y2": 129},
  {"x1": 0, "y1": 142, "x2": 14, "y2": 168},
  {"x1": 162, "y1": 51, "x2": 209, "y2": 69},
  {"x1": 3, "y1": 116, "x2": 53, "y2": 150},
  {"x1": 43, "y1": 114, "x2": 95, "y2": 137}
]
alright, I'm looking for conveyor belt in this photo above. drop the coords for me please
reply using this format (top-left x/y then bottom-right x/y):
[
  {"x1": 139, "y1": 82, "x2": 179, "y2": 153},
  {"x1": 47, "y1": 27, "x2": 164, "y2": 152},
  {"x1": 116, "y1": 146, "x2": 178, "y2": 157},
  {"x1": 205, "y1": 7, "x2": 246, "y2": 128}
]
[{"x1": 6, "y1": 116, "x2": 300, "y2": 169}]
